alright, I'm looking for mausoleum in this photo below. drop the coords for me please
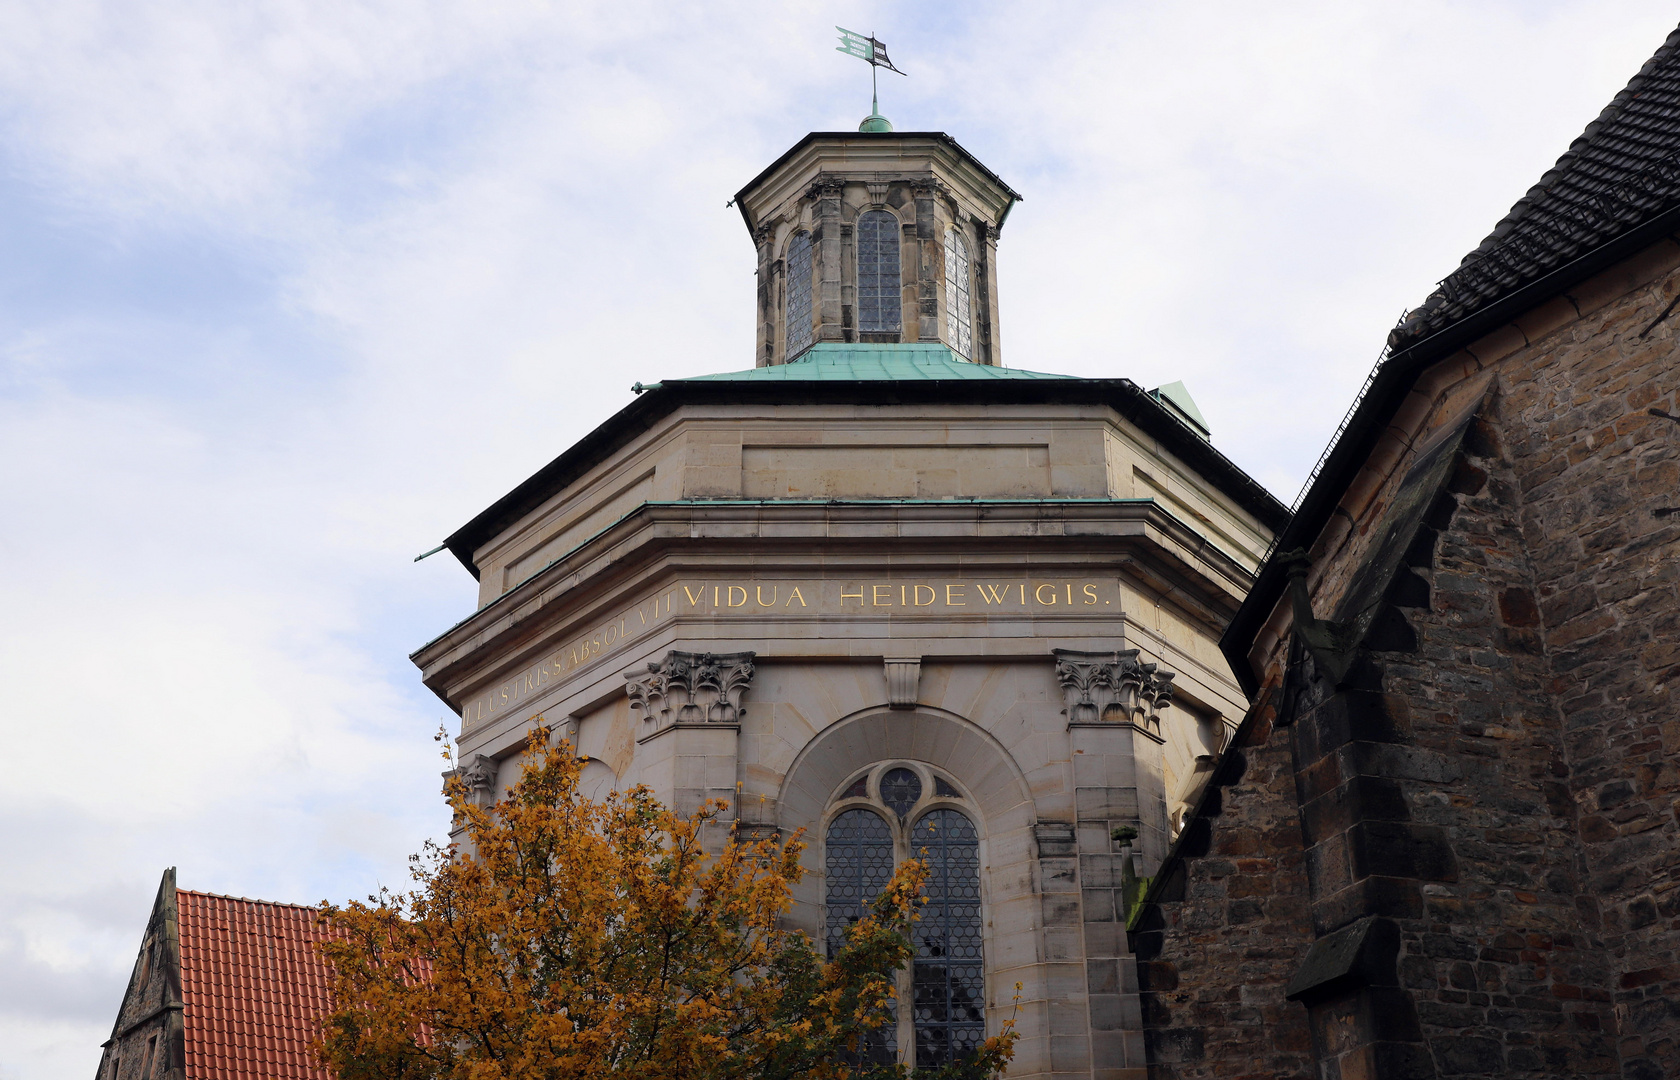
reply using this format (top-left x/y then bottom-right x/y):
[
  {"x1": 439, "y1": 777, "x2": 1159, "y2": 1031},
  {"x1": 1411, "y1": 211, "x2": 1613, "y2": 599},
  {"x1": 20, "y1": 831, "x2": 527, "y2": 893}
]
[{"x1": 411, "y1": 114, "x2": 1285, "y2": 1078}]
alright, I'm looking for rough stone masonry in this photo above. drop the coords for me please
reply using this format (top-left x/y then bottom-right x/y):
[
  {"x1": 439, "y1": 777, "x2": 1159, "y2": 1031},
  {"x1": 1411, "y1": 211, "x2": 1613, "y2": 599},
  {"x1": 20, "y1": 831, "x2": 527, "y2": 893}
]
[{"x1": 1136, "y1": 23, "x2": 1680, "y2": 1080}]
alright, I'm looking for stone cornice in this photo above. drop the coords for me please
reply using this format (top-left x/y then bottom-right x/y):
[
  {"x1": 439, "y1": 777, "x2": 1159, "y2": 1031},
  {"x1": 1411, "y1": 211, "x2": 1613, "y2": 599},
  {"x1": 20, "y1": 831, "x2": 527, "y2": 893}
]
[
  {"x1": 441, "y1": 383, "x2": 1288, "y2": 578},
  {"x1": 412, "y1": 498, "x2": 1256, "y2": 705}
]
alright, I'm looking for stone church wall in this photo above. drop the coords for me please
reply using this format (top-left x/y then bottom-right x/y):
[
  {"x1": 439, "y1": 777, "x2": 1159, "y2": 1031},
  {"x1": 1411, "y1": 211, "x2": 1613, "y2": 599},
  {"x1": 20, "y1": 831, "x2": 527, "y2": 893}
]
[
  {"x1": 1129, "y1": 691, "x2": 1317, "y2": 1079},
  {"x1": 1141, "y1": 242, "x2": 1680, "y2": 1078}
]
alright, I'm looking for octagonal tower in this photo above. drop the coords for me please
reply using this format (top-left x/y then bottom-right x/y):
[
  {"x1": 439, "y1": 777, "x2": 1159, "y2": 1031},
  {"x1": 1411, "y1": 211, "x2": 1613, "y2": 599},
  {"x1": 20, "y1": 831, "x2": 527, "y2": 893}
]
[{"x1": 736, "y1": 131, "x2": 1021, "y2": 366}]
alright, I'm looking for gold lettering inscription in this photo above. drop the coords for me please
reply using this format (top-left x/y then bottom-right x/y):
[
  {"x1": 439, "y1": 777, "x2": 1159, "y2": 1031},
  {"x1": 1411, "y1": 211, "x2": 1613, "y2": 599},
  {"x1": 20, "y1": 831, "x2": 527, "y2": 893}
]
[{"x1": 465, "y1": 578, "x2": 1117, "y2": 727}]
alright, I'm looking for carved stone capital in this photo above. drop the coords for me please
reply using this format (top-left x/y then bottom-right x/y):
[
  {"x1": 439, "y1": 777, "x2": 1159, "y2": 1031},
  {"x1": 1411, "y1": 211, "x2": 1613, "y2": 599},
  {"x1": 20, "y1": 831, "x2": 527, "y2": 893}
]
[
  {"x1": 752, "y1": 221, "x2": 775, "y2": 247},
  {"x1": 807, "y1": 177, "x2": 846, "y2": 201},
  {"x1": 909, "y1": 177, "x2": 946, "y2": 198},
  {"x1": 626, "y1": 650, "x2": 757, "y2": 735},
  {"x1": 1053, "y1": 648, "x2": 1175, "y2": 730},
  {"x1": 446, "y1": 753, "x2": 498, "y2": 808}
]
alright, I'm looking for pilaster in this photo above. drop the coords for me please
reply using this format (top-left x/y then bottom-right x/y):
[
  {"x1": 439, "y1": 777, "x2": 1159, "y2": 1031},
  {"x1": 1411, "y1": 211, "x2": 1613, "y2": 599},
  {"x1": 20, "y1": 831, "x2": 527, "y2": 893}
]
[
  {"x1": 627, "y1": 650, "x2": 756, "y2": 847},
  {"x1": 811, "y1": 179, "x2": 847, "y2": 344}
]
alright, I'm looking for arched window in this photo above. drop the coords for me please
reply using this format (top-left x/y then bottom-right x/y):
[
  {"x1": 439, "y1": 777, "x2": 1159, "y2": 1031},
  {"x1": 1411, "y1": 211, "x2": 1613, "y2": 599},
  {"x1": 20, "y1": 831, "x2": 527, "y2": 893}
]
[
  {"x1": 856, "y1": 210, "x2": 902, "y2": 336},
  {"x1": 943, "y1": 227, "x2": 973, "y2": 359},
  {"x1": 823, "y1": 763, "x2": 984, "y2": 1068},
  {"x1": 825, "y1": 807, "x2": 897, "y2": 1064},
  {"x1": 784, "y1": 231, "x2": 814, "y2": 359},
  {"x1": 911, "y1": 809, "x2": 984, "y2": 1065}
]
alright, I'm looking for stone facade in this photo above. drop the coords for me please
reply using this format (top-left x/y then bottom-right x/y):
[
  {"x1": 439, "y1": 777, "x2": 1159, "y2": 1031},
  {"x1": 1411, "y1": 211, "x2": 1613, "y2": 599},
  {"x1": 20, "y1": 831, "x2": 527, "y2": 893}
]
[
  {"x1": 1139, "y1": 186, "x2": 1680, "y2": 1077},
  {"x1": 415, "y1": 126, "x2": 1286, "y2": 1078}
]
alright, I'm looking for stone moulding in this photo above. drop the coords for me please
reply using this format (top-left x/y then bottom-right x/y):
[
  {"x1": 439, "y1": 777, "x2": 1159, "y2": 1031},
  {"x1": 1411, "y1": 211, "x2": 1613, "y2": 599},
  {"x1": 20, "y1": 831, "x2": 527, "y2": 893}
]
[
  {"x1": 1053, "y1": 647, "x2": 1175, "y2": 730},
  {"x1": 884, "y1": 657, "x2": 922, "y2": 709},
  {"x1": 625, "y1": 650, "x2": 756, "y2": 735}
]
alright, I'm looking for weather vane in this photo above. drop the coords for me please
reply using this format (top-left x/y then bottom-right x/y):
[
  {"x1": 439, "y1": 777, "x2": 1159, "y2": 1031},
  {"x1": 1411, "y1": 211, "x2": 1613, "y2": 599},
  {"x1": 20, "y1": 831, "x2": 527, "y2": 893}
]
[{"x1": 836, "y1": 27, "x2": 906, "y2": 130}]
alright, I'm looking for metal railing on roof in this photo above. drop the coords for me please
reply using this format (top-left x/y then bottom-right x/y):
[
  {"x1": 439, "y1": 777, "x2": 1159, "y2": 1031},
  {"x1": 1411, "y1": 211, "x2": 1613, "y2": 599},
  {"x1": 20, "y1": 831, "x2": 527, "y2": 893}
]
[{"x1": 1262, "y1": 343, "x2": 1389, "y2": 563}]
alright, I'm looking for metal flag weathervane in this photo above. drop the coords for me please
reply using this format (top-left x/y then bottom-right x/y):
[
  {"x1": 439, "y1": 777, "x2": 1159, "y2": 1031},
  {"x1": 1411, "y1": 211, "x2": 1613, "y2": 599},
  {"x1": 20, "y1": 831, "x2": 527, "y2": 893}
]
[{"x1": 836, "y1": 27, "x2": 906, "y2": 121}]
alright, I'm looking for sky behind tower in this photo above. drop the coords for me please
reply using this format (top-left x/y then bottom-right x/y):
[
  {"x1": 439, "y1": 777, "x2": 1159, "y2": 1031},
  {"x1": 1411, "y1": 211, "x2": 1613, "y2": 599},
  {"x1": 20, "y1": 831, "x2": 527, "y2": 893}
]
[{"x1": 3, "y1": 3, "x2": 1677, "y2": 1077}]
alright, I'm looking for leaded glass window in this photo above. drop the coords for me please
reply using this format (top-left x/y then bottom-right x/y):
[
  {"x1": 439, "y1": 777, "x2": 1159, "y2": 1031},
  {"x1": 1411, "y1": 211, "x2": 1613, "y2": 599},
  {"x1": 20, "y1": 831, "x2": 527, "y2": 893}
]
[
  {"x1": 825, "y1": 808, "x2": 897, "y2": 1064},
  {"x1": 823, "y1": 765, "x2": 984, "y2": 1070},
  {"x1": 784, "y1": 231, "x2": 814, "y2": 359},
  {"x1": 880, "y1": 767, "x2": 921, "y2": 819},
  {"x1": 857, "y1": 210, "x2": 902, "y2": 335},
  {"x1": 911, "y1": 809, "x2": 984, "y2": 1066},
  {"x1": 943, "y1": 228, "x2": 973, "y2": 359}
]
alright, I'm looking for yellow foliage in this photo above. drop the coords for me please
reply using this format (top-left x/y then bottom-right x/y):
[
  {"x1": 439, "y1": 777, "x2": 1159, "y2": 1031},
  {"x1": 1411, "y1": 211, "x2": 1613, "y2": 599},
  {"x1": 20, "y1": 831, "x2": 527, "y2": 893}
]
[{"x1": 314, "y1": 728, "x2": 1016, "y2": 1080}]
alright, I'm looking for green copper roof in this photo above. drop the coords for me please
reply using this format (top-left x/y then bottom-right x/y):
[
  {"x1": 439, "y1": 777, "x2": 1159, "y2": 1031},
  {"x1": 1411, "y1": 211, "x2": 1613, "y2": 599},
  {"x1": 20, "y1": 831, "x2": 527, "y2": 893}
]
[{"x1": 667, "y1": 344, "x2": 1078, "y2": 385}]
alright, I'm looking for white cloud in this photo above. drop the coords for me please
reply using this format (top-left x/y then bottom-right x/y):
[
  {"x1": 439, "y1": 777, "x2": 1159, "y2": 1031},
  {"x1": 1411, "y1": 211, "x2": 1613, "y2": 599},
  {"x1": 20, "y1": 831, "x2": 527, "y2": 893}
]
[{"x1": 3, "y1": 2, "x2": 1677, "y2": 1077}]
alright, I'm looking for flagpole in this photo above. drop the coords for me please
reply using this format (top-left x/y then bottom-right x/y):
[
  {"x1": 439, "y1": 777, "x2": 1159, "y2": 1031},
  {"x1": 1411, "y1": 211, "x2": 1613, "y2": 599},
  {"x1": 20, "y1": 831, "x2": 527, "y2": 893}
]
[{"x1": 870, "y1": 32, "x2": 879, "y2": 116}]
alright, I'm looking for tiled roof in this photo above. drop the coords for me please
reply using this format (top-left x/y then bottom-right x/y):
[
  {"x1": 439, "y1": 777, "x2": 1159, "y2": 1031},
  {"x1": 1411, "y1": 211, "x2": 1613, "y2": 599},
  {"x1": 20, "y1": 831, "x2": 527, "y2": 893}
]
[
  {"x1": 176, "y1": 890, "x2": 339, "y2": 1080},
  {"x1": 1391, "y1": 24, "x2": 1680, "y2": 346}
]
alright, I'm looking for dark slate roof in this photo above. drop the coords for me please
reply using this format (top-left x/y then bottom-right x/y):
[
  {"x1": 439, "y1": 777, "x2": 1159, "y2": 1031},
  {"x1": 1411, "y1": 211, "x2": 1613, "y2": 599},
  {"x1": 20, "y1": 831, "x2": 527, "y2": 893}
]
[
  {"x1": 1222, "y1": 22, "x2": 1680, "y2": 695},
  {"x1": 1391, "y1": 25, "x2": 1680, "y2": 346},
  {"x1": 731, "y1": 131, "x2": 1023, "y2": 236}
]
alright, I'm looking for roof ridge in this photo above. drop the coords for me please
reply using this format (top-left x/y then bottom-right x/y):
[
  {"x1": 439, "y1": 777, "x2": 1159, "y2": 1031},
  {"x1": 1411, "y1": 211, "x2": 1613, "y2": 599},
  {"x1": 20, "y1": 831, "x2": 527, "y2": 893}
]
[
  {"x1": 1470, "y1": 25, "x2": 1680, "y2": 257},
  {"x1": 1392, "y1": 22, "x2": 1680, "y2": 345},
  {"x1": 177, "y1": 887, "x2": 320, "y2": 912}
]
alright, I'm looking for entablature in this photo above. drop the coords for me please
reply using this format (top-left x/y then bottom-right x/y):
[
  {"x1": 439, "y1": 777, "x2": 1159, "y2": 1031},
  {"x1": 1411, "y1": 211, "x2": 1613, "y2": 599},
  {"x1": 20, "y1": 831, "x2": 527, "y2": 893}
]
[{"x1": 412, "y1": 497, "x2": 1257, "y2": 724}]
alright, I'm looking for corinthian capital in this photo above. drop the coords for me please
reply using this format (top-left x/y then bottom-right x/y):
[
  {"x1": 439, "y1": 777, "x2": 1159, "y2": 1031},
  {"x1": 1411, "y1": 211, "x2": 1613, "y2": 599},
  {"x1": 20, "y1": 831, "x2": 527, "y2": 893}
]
[
  {"x1": 1053, "y1": 648, "x2": 1175, "y2": 730},
  {"x1": 626, "y1": 650, "x2": 757, "y2": 734}
]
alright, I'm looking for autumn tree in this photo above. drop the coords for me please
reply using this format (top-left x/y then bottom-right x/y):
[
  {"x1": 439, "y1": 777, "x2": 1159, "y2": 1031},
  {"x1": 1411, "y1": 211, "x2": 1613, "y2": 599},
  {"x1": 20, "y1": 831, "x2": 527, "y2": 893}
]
[{"x1": 314, "y1": 728, "x2": 1016, "y2": 1080}]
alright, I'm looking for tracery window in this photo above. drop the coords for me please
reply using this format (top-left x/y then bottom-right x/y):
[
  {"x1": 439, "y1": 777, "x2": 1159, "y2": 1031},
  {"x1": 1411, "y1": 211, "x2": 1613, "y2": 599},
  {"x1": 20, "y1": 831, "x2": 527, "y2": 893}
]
[
  {"x1": 784, "y1": 231, "x2": 814, "y2": 359},
  {"x1": 823, "y1": 762, "x2": 985, "y2": 1068},
  {"x1": 856, "y1": 210, "x2": 902, "y2": 336},
  {"x1": 943, "y1": 227, "x2": 973, "y2": 359}
]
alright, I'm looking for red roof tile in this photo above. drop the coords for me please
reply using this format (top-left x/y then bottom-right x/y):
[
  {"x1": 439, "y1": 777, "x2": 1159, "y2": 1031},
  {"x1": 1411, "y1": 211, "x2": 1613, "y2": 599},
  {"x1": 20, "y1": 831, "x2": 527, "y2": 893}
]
[{"x1": 176, "y1": 890, "x2": 341, "y2": 1080}]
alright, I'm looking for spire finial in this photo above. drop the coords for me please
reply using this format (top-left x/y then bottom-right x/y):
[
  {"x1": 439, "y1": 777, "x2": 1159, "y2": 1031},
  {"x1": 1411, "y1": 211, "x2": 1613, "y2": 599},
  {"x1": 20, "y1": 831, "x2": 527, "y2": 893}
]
[{"x1": 837, "y1": 26, "x2": 904, "y2": 133}]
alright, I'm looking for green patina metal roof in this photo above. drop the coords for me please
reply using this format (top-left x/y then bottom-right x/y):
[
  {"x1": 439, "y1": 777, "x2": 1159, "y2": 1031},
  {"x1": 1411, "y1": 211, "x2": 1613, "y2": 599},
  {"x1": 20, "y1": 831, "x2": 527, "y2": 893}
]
[{"x1": 661, "y1": 344, "x2": 1078, "y2": 386}]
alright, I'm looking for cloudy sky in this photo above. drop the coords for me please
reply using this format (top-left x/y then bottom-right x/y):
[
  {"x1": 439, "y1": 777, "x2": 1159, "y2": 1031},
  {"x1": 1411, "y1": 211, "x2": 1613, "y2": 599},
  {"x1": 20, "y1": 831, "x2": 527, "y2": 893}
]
[{"x1": 2, "y1": 2, "x2": 1677, "y2": 1076}]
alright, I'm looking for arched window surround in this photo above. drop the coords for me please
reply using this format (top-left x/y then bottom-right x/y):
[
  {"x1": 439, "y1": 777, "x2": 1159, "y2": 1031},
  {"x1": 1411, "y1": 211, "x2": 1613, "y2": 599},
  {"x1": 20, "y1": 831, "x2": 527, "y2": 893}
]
[
  {"x1": 854, "y1": 207, "x2": 904, "y2": 340},
  {"x1": 943, "y1": 225, "x2": 974, "y2": 359},
  {"x1": 781, "y1": 229, "x2": 815, "y2": 361},
  {"x1": 821, "y1": 760, "x2": 990, "y2": 1070}
]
